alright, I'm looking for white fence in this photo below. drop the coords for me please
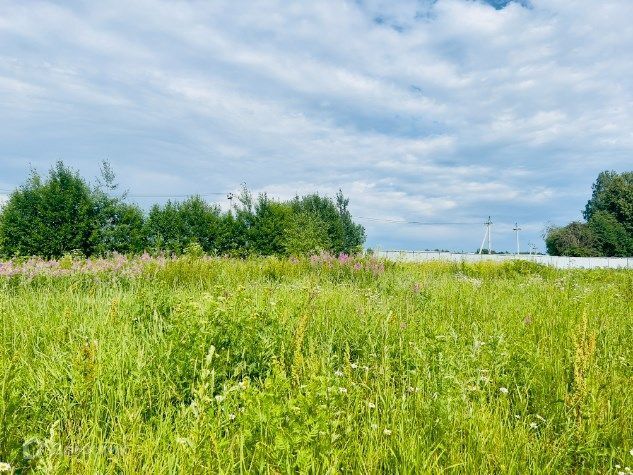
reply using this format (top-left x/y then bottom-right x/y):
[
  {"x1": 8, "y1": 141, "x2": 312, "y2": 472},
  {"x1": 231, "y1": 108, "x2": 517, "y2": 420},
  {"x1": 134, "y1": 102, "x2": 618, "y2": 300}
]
[{"x1": 374, "y1": 251, "x2": 633, "y2": 269}]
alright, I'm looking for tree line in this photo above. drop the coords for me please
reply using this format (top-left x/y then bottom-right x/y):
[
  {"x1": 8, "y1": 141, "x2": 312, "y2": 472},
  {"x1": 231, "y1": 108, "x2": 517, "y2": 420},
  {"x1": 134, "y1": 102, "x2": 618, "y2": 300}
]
[
  {"x1": 0, "y1": 162, "x2": 366, "y2": 259},
  {"x1": 545, "y1": 171, "x2": 633, "y2": 257}
]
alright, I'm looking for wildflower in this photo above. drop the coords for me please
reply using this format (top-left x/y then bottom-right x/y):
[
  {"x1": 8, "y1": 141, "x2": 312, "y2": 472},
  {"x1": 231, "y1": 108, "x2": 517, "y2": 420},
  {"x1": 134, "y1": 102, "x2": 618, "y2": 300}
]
[
  {"x1": 0, "y1": 462, "x2": 11, "y2": 472},
  {"x1": 176, "y1": 437, "x2": 192, "y2": 447},
  {"x1": 338, "y1": 387, "x2": 348, "y2": 394},
  {"x1": 535, "y1": 414, "x2": 546, "y2": 422},
  {"x1": 371, "y1": 423, "x2": 378, "y2": 430},
  {"x1": 334, "y1": 370, "x2": 344, "y2": 377},
  {"x1": 499, "y1": 387, "x2": 509, "y2": 394},
  {"x1": 350, "y1": 363, "x2": 358, "y2": 369},
  {"x1": 630, "y1": 449, "x2": 633, "y2": 456},
  {"x1": 228, "y1": 413, "x2": 236, "y2": 420},
  {"x1": 383, "y1": 428, "x2": 392, "y2": 436},
  {"x1": 214, "y1": 394, "x2": 225, "y2": 403},
  {"x1": 367, "y1": 402, "x2": 376, "y2": 409},
  {"x1": 529, "y1": 422, "x2": 538, "y2": 429},
  {"x1": 514, "y1": 414, "x2": 520, "y2": 419}
]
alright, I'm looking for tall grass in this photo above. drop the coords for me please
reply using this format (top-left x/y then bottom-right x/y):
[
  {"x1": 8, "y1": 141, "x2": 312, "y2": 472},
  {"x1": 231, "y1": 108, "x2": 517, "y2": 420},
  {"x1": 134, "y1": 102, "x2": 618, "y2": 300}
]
[{"x1": 1, "y1": 256, "x2": 632, "y2": 473}]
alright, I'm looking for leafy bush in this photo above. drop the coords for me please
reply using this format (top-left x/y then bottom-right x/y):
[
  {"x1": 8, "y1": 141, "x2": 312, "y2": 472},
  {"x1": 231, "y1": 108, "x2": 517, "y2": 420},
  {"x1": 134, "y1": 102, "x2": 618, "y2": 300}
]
[
  {"x1": 0, "y1": 162, "x2": 100, "y2": 258},
  {"x1": 0, "y1": 163, "x2": 366, "y2": 258},
  {"x1": 545, "y1": 170, "x2": 633, "y2": 256}
]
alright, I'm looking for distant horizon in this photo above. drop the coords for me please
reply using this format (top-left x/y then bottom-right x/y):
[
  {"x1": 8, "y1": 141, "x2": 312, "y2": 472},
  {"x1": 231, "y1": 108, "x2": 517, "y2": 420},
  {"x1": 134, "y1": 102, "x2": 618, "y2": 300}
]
[
  {"x1": 0, "y1": 165, "x2": 595, "y2": 254},
  {"x1": 0, "y1": 166, "x2": 548, "y2": 254}
]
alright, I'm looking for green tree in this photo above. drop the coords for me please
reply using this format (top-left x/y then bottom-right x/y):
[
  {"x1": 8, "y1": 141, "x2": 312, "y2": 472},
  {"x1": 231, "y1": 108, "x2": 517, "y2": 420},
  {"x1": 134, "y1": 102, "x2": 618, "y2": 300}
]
[
  {"x1": 248, "y1": 194, "x2": 293, "y2": 256},
  {"x1": 336, "y1": 190, "x2": 366, "y2": 254},
  {"x1": 92, "y1": 201, "x2": 146, "y2": 255},
  {"x1": 290, "y1": 192, "x2": 366, "y2": 255},
  {"x1": 91, "y1": 161, "x2": 146, "y2": 255},
  {"x1": 545, "y1": 170, "x2": 632, "y2": 257},
  {"x1": 0, "y1": 162, "x2": 98, "y2": 258},
  {"x1": 544, "y1": 222, "x2": 600, "y2": 257},
  {"x1": 292, "y1": 194, "x2": 345, "y2": 253},
  {"x1": 144, "y1": 196, "x2": 222, "y2": 254},
  {"x1": 584, "y1": 171, "x2": 633, "y2": 235},
  {"x1": 587, "y1": 211, "x2": 633, "y2": 257},
  {"x1": 283, "y1": 212, "x2": 331, "y2": 256}
]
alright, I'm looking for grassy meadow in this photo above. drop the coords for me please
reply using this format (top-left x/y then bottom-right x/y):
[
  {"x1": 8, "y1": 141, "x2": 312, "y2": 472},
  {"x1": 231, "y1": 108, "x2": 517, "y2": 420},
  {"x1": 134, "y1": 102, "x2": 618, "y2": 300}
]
[{"x1": 1, "y1": 255, "x2": 632, "y2": 473}]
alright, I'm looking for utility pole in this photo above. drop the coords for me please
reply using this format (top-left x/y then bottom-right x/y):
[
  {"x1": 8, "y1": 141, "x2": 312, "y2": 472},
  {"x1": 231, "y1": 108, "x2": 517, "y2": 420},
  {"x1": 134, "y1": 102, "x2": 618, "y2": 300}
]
[
  {"x1": 478, "y1": 216, "x2": 493, "y2": 255},
  {"x1": 513, "y1": 222, "x2": 521, "y2": 255},
  {"x1": 227, "y1": 192, "x2": 234, "y2": 211}
]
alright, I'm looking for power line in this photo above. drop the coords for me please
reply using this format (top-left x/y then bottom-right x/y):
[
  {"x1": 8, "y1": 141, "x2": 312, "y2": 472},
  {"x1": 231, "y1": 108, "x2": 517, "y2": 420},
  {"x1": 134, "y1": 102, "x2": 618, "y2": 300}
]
[
  {"x1": 0, "y1": 187, "x2": 533, "y2": 232},
  {"x1": 123, "y1": 192, "x2": 227, "y2": 198},
  {"x1": 0, "y1": 189, "x2": 228, "y2": 198},
  {"x1": 356, "y1": 216, "x2": 481, "y2": 225}
]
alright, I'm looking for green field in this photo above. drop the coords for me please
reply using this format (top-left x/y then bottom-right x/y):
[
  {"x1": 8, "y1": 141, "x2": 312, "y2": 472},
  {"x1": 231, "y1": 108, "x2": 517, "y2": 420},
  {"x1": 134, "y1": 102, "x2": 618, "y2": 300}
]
[{"x1": 1, "y1": 256, "x2": 632, "y2": 473}]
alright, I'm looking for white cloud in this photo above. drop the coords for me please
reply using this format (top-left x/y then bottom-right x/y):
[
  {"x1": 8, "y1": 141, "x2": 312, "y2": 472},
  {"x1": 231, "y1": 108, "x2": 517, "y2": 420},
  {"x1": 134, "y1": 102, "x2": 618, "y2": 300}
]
[{"x1": 0, "y1": 0, "x2": 632, "y2": 250}]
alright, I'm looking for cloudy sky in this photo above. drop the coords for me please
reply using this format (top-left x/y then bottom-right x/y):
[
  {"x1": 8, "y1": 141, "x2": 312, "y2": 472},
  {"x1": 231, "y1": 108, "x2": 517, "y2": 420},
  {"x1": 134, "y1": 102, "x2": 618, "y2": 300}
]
[{"x1": 1, "y1": 0, "x2": 632, "y2": 251}]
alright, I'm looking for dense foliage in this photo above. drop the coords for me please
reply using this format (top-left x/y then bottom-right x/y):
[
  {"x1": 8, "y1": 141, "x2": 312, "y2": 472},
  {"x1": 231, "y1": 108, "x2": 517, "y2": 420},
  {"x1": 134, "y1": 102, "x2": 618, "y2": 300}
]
[
  {"x1": 545, "y1": 171, "x2": 633, "y2": 256},
  {"x1": 0, "y1": 162, "x2": 365, "y2": 258},
  {"x1": 1, "y1": 256, "x2": 632, "y2": 472}
]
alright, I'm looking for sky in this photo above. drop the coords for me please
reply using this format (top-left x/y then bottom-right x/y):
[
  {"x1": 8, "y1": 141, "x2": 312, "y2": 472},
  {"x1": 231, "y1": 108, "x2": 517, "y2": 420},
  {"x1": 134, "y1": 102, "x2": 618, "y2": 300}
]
[{"x1": 1, "y1": 0, "x2": 632, "y2": 252}]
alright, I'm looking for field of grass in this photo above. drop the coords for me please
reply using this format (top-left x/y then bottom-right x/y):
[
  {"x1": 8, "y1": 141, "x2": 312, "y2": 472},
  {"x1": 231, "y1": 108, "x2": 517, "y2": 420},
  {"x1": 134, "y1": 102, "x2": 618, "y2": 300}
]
[{"x1": 1, "y1": 255, "x2": 632, "y2": 473}]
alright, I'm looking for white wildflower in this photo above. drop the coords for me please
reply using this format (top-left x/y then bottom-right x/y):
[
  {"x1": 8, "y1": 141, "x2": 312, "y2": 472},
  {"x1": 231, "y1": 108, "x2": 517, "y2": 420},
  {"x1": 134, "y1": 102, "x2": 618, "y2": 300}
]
[
  {"x1": 371, "y1": 423, "x2": 378, "y2": 430},
  {"x1": 229, "y1": 413, "x2": 236, "y2": 420},
  {"x1": 0, "y1": 462, "x2": 12, "y2": 472},
  {"x1": 214, "y1": 394, "x2": 225, "y2": 403},
  {"x1": 367, "y1": 402, "x2": 376, "y2": 409},
  {"x1": 350, "y1": 363, "x2": 358, "y2": 369},
  {"x1": 334, "y1": 370, "x2": 344, "y2": 377},
  {"x1": 176, "y1": 437, "x2": 192, "y2": 447},
  {"x1": 499, "y1": 387, "x2": 508, "y2": 394},
  {"x1": 630, "y1": 449, "x2": 633, "y2": 456},
  {"x1": 383, "y1": 428, "x2": 392, "y2": 436},
  {"x1": 529, "y1": 422, "x2": 538, "y2": 429},
  {"x1": 338, "y1": 387, "x2": 347, "y2": 394}
]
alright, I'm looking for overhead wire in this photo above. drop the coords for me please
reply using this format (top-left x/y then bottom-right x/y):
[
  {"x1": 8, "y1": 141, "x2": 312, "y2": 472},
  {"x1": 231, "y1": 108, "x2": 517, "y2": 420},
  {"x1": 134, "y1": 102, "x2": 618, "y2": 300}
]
[{"x1": 0, "y1": 187, "x2": 528, "y2": 229}]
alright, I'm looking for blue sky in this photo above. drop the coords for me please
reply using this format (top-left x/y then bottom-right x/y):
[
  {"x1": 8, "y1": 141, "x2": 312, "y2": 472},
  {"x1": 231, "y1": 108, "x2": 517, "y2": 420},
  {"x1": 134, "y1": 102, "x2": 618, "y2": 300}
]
[{"x1": 1, "y1": 0, "x2": 632, "y2": 252}]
